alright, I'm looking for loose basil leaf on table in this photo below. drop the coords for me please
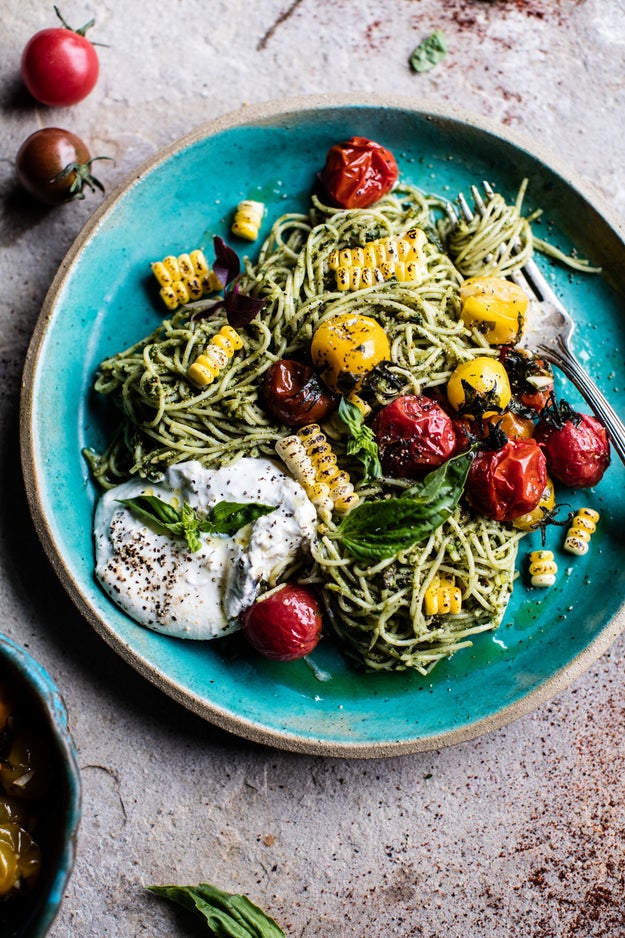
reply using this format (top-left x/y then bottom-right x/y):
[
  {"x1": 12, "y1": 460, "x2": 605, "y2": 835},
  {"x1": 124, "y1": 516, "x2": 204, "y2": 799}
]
[
  {"x1": 332, "y1": 449, "x2": 474, "y2": 561},
  {"x1": 148, "y1": 882, "x2": 285, "y2": 938},
  {"x1": 409, "y1": 29, "x2": 448, "y2": 73}
]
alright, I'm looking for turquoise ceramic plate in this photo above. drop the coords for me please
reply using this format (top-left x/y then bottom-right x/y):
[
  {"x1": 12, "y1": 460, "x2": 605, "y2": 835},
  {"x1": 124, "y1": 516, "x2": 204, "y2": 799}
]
[{"x1": 21, "y1": 96, "x2": 625, "y2": 757}]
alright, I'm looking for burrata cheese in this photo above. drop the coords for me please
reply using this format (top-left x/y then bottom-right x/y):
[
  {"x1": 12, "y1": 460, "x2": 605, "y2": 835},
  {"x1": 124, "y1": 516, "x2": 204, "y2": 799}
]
[{"x1": 94, "y1": 458, "x2": 318, "y2": 640}]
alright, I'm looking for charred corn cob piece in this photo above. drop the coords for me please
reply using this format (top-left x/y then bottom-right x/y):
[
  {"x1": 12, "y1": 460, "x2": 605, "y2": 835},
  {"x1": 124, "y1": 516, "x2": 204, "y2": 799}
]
[
  {"x1": 528, "y1": 549, "x2": 557, "y2": 588},
  {"x1": 276, "y1": 425, "x2": 359, "y2": 516},
  {"x1": 328, "y1": 228, "x2": 428, "y2": 292},
  {"x1": 564, "y1": 508, "x2": 600, "y2": 556},
  {"x1": 187, "y1": 325, "x2": 243, "y2": 387},
  {"x1": 424, "y1": 575, "x2": 462, "y2": 616},
  {"x1": 152, "y1": 249, "x2": 222, "y2": 310},
  {"x1": 231, "y1": 200, "x2": 265, "y2": 241}
]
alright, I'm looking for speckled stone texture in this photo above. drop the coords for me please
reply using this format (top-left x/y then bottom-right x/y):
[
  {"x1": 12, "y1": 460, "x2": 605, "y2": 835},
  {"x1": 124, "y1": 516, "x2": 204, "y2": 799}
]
[{"x1": 1, "y1": 1, "x2": 625, "y2": 935}]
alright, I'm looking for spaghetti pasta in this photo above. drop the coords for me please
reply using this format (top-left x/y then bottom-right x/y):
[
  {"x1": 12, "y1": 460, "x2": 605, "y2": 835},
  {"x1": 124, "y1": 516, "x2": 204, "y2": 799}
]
[{"x1": 87, "y1": 180, "x2": 545, "y2": 673}]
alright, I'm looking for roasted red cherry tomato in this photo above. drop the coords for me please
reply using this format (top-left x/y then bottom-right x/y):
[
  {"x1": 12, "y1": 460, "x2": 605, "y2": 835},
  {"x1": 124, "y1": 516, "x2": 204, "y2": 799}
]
[
  {"x1": 499, "y1": 347, "x2": 554, "y2": 415},
  {"x1": 465, "y1": 437, "x2": 547, "y2": 522},
  {"x1": 242, "y1": 584, "x2": 323, "y2": 661},
  {"x1": 262, "y1": 360, "x2": 338, "y2": 428},
  {"x1": 534, "y1": 402, "x2": 610, "y2": 488},
  {"x1": 319, "y1": 136, "x2": 399, "y2": 209},
  {"x1": 373, "y1": 395, "x2": 457, "y2": 479},
  {"x1": 16, "y1": 128, "x2": 109, "y2": 205},
  {"x1": 21, "y1": 8, "x2": 100, "y2": 107}
]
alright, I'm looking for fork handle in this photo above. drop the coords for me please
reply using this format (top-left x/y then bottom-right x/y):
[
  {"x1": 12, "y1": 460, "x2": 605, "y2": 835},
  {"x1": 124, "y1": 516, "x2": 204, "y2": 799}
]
[{"x1": 544, "y1": 339, "x2": 625, "y2": 466}]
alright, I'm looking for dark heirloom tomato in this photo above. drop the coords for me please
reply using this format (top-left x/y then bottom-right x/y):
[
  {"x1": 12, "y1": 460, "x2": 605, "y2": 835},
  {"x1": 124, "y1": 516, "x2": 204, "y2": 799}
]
[
  {"x1": 373, "y1": 395, "x2": 457, "y2": 479},
  {"x1": 465, "y1": 438, "x2": 547, "y2": 522},
  {"x1": 534, "y1": 407, "x2": 610, "y2": 488},
  {"x1": 16, "y1": 128, "x2": 108, "y2": 205},
  {"x1": 242, "y1": 584, "x2": 323, "y2": 661},
  {"x1": 262, "y1": 360, "x2": 338, "y2": 427},
  {"x1": 319, "y1": 136, "x2": 399, "y2": 209}
]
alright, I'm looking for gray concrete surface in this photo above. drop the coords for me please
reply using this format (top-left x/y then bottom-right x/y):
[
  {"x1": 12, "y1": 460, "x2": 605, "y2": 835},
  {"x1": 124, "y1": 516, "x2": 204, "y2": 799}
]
[{"x1": 2, "y1": 1, "x2": 625, "y2": 935}]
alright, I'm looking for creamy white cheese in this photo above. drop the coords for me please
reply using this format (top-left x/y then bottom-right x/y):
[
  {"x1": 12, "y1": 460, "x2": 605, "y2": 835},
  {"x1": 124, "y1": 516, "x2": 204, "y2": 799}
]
[{"x1": 94, "y1": 458, "x2": 317, "y2": 640}]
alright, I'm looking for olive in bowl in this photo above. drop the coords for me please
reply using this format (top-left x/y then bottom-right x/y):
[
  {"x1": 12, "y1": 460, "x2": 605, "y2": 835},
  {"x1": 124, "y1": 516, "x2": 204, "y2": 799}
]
[{"x1": 0, "y1": 633, "x2": 80, "y2": 937}]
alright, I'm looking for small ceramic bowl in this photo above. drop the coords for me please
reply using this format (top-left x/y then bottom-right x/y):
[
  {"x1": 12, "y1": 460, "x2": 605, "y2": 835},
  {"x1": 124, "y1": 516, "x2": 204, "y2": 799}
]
[{"x1": 0, "y1": 633, "x2": 81, "y2": 937}]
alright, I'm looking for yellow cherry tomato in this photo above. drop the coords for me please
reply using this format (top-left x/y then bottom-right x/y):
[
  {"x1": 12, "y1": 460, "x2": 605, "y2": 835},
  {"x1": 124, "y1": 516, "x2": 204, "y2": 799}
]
[
  {"x1": 446, "y1": 356, "x2": 512, "y2": 417},
  {"x1": 460, "y1": 276, "x2": 529, "y2": 345},
  {"x1": 513, "y1": 475, "x2": 556, "y2": 530},
  {"x1": 311, "y1": 312, "x2": 390, "y2": 393}
]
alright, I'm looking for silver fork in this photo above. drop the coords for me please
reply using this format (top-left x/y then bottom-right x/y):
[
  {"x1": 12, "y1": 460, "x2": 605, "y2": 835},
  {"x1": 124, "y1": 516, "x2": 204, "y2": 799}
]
[{"x1": 450, "y1": 182, "x2": 625, "y2": 465}]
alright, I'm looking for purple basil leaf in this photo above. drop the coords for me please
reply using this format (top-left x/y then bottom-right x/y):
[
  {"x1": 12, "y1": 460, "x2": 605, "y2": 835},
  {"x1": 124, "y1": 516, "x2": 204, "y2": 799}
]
[
  {"x1": 212, "y1": 235, "x2": 240, "y2": 286},
  {"x1": 190, "y1": 298, "x2": 225, "y2": 321},
  {"x1": 224, "y1": 282, "x2": 265, "y2": 327}
]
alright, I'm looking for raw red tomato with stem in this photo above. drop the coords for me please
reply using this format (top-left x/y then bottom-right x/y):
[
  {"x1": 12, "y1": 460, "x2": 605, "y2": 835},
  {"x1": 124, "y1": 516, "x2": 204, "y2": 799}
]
[
  {"x1": 242, "y1": 584, "x2": 323, "y2": 661},
  {"x1": 319, "y1": 136, "x2": 399, "y2": 209},
  {"x1": 373, "y1": 394, "x2": 457, "y2": 479},
  {"x1": 16, "y1": 128, "x2": 110, "y2": 205},
  {"x1": 534, "y1": 400, "x2": 610, "y2": 488},
  {"x1": 465, "y1": 437, "x2": 547, "y2": 522},
  {"x1": 21, "y1": 7, "x2": 100, "y2": 107}
]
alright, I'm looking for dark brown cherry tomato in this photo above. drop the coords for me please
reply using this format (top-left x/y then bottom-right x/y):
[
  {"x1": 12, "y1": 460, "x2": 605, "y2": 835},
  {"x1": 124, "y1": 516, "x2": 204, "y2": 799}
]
[
  {"x1": 319, "y1": 136, "x2": 399, "y2": 209},
  {"x1": 373, "y1": 394, "x2": 457, "y2": 479},
  {"x1": 21, "y1": 8, "x2": 100, "y2": 107},
  {"x1": 499, "y1": 347, "x2": 554, "y2": 415},
  {"x1": 465, "y1": 438, "x2": 547, "y2": 522},
  {"x1": 242, "y1": 584, "x2": 323, "y2": 661},
  {"x1": 16, "y1": 128, "x2": 109, "y2": 205},
  {"x1": 262, "y1": 359, "x2": 338, "y2": 428},
  {"x1": 534, "y1": 404, "x2": 610, "y2": 488}
]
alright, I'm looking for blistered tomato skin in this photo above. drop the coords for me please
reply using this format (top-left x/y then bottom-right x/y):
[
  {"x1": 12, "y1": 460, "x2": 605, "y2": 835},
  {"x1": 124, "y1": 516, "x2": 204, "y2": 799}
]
[
  {"x1": 319, "y1": 136, "x2": 399, "y2": 209},
  {"x1": 311, "y1": 312, "x2": 390, "y2": 393},
  {"x1": 373, "y1": 395, "x2": 457, "y2": 479},
  {"x1": 447, "y1": 357, "x2": 512, "y2": 419},
  {"x1": 262, "y1": 360, "x2": 338, "y2": 428},
  {"x1": 534, "y1": 412, "x2": 610, "y2": 488},
  {"x1": 465, "y1": 438, "x2": 548, "y2": 522},
  {"x1": 242, "y1": 584, "x2": 323, "y2": 661}
]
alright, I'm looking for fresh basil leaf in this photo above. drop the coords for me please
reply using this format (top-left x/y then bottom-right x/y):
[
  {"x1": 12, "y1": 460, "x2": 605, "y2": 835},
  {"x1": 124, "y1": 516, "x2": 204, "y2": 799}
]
[
  {"x1": 338, "y1": 396, "x2": 382, "y2": 482},
  {"x1": 333, "y1": 450, "x2": 473, "y2": 561},
  {"x1": 409, "y1": 29, "x2": 447, "y2": 73},
  {"x1": 206, "y1": 501, "x2": 276, "y2": 535},
  {"x1": 119, "y1": 494, "x2": 181, "y2": 527},
  {"x1": 148, "y1": 883, "x2": 285, "y2": 938}
]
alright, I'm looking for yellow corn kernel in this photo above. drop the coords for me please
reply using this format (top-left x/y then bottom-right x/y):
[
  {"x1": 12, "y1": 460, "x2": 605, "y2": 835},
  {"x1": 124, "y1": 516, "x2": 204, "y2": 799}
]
[
  {"x1": 329, "y1": 231, "x2": 428, "y2": 292},
  {"x1": 187, "y1": 325, "x2": 243, "y2": 387},
  {"x1": 347, "y1": 392, "x2": 371, "y2": 418},
  {"x1": 295, "y1": 424, "x2": 359, "y2": 515},
  {"x1": 275, "y1": 436, "x2": 317, "y2": 487},
  {"x1": 424, "y1": 576, "x2": 462, "y2": 616},
  {"x1": 152, "y1": 249, "x2": 220, "y2": 310},
  {"x1": 564, "y1": 508, "x2": 600, "y2": 556},
  {"x1": 528, "y1": 550, "x2": 557, "y2": 588},
  {"x1": 231, "y1": 200, "x2": 265, "y2": 241}
]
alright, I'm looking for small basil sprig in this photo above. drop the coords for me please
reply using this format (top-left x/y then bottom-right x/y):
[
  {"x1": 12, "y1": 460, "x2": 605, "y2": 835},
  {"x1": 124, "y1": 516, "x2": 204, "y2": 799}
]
[
  {"x1": 331, "y1": 449, "x2": 473, "y2": 561},
  {"x1": 148, "y1": 883, "x2": 285, "y2": 938},
  {"x1": 409, "y1": 29, "x2": 447, "y2": 73},
  {"x1": 337, "y1": 396, "x2": 382, "y2": 482},
  {"x1": 118, "y1": 494, "x2": 276, "y2": 552}
]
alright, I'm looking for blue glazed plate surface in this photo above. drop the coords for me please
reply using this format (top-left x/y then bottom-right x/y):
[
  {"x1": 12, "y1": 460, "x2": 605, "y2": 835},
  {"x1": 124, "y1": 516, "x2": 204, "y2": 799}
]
[{"x1": 21, "y1": 97, "x2": 625, "y2": 756}]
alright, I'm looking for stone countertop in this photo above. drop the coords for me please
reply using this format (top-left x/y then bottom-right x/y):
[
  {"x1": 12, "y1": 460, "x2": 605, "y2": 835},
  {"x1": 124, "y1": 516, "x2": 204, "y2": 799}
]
[{"x1": 1, "y1": 1, "x2": 625, "y2": 935}]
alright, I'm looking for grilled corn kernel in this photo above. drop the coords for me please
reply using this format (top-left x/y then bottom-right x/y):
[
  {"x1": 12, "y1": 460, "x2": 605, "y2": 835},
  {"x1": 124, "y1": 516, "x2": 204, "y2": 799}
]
[
  {"x1": 231, "y1": 200, "x2": 265, "y2": 241},
  {"x1": 297, "y1": 425, "x2": 358, "y2": 514},
  {"x1": 152, "y1": 248, "x2": 220, "y2": 310},
  {"x1": 528, "y1": 549, "x2": 557, "y2": 588},
  {"x1": 187, "y1": 325, "x2": 242, "y2": 387},
  {"x1": 564, "y1": 508, "x2": 600, "y2": 556},
  {"x1": 330, "y1": 230, "x2": 428, "y2": 292},
  {"x1": 424, "y1": 576, "x2": 462, "y2": 616}
]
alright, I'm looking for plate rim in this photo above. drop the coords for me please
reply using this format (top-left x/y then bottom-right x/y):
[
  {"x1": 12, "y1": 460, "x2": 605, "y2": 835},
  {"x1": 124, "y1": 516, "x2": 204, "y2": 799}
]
[{"x1": 19, "y1": 93, "x2": 625, "y2": 758}]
